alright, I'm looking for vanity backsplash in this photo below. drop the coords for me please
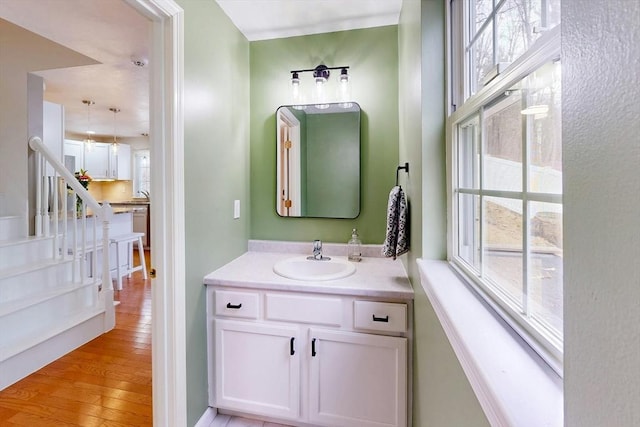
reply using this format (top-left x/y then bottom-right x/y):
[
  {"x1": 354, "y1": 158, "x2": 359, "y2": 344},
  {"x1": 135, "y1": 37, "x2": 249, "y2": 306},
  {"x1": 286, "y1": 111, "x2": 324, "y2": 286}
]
[{"x1": 248, "y1": 239, "x2": 386, "y2": 258}]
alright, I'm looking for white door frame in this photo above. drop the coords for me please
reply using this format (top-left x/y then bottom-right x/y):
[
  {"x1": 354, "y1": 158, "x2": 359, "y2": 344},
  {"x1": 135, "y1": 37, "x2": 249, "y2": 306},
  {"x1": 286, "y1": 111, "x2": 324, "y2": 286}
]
[
  {"x1": 126, "y1": 0, "x2": 186, "y2": 425},
  {"x1": 276, "y1": 108, "x2": 302, "y2": 216}
]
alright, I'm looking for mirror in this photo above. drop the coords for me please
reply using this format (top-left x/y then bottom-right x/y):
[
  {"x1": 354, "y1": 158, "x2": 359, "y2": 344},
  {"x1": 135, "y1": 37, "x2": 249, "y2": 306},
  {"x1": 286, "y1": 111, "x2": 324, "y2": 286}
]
[{"x1": 276, "y1": 103, "x2": 361, "y2": 218}]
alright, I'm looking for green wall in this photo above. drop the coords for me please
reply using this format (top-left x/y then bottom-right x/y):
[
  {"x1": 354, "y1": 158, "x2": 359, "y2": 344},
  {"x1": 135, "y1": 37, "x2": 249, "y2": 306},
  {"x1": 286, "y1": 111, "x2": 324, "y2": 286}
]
[
  {"x1": 250, "y1": 26, "x2": 399, "y2": 244},
  {"x1": 398, "y1": 0, "x2": 489, "y2": 425},
  {"x1": 177, "y1": 1, "x2": 250, "y2": 425},
  {"x1": 305, "y1": 111, "x2": 360, "y2": 218}
]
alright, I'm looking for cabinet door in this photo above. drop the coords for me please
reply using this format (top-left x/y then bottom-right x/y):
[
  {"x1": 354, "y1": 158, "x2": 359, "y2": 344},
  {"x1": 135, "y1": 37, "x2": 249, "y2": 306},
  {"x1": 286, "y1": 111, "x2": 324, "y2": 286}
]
[
  {"x1": 308, "y1": 329, "x2": 407, "y2": 427},
  {"x1": 214, "y1": 319, "x2": 300, "y2": 420},
  {"x1": 132, "y1": 209, "x2": 147, "y2": 248},
  {"x1": 84, "y1": 143, "x2": 110, "y2": 179},
  {"x1": 64, "y1": 140, "x2": 84, "y2": 173}
]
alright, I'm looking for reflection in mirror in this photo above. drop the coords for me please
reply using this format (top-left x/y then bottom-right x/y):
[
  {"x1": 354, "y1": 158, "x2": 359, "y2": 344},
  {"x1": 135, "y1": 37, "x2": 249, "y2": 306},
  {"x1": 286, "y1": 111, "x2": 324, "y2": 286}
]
[{"x1": 276, "y1": 103, "x2": 360, "y2": 218}]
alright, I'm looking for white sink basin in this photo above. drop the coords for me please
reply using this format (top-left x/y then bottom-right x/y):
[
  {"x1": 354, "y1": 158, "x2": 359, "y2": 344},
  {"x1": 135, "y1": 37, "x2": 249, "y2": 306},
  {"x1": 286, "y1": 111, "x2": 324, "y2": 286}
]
[{"x1": 273, "y1": 256, "x2": 356, "y2": 281}]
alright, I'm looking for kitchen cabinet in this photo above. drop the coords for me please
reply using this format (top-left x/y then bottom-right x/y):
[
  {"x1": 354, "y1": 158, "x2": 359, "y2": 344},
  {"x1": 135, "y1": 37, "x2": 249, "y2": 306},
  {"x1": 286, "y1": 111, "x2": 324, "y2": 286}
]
[
  {"x1": 208, "y1": 287, "x2": 408, "y2": 427},
  {"x1": 132, "y1": 206, "x2": 149, "y2": 249},
  {"x1": 83, "y1": 143, "x2": 113, "y2": 179},
  {"x1": 65, "y1": 141, "x2": 131, "y2": 180},
  {"x1": 63, "y1": 140, "x2": 84, "y2": 173}
]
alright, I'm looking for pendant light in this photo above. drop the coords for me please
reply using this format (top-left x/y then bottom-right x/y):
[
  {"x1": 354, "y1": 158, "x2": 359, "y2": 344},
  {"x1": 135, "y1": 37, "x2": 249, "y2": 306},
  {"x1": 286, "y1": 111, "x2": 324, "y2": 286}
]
[
  {"x1": 109, "y1": 107, "x2": 121, "y2": 153},
  {"x1": 82, "y1": 100, "x2": 95, "y2": 151}
]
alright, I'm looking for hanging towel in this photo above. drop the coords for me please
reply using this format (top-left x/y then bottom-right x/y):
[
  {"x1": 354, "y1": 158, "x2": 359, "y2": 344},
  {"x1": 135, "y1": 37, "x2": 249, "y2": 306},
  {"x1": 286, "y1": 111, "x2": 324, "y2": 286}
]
[{"x1": 382, "y1": 186, "x2": 409, "y2": 259}]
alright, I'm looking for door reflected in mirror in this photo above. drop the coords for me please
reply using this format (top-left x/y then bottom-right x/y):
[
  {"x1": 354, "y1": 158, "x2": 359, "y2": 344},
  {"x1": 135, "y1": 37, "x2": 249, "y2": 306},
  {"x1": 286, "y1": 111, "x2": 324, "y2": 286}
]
[{"x1": 276, "y1": 103, "x2": 360, "y2": 218}]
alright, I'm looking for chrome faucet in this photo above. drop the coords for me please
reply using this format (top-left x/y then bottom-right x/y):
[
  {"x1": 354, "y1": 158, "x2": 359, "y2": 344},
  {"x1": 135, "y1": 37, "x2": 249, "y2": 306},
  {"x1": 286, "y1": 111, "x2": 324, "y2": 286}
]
[{"x1": 308, "y1": 239, "x2": 331, "y2": 261}]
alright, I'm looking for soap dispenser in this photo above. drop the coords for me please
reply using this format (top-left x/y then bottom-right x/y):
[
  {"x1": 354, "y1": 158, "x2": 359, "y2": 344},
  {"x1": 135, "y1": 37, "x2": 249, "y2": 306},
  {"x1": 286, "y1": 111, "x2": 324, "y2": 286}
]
[{"x1": 348, "y1": 228, "x2": 362, "y2": 262}]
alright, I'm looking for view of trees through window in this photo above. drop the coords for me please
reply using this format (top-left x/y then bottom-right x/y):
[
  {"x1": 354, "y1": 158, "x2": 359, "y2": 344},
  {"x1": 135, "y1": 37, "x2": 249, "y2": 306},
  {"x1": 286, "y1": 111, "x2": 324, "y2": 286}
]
[
  {"x1": 452, "y1": 0, "x2": 563, "y2": 362},
  {"x1": 467, "y1": 0, "x2": 561, "y2": 96}
]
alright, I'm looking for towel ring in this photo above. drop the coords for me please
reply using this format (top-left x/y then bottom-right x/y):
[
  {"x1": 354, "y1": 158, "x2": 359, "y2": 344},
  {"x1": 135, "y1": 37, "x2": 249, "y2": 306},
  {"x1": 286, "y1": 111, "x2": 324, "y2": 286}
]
[{"x1": 396, "y1": 162, "x2": 409, "y2": 186}]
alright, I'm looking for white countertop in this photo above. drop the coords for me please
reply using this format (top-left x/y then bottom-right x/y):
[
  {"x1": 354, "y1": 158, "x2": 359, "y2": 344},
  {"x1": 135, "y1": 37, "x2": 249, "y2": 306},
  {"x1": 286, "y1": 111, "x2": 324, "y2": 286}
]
[{"x1": 204, "y1": 251, "x2": 414, "y2": 300}]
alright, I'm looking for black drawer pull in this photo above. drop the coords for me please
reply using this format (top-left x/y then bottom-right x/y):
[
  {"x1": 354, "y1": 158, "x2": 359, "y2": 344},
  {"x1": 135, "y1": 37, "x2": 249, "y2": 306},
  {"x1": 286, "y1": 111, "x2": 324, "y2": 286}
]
[
  {"x1": 226, "y1": 303, "x2": 242, "y2": 309},
  {"x1": 372, "y1": 314, "x2": 389, "y2": 322},
  {"x1": 311, "y1": 338, "x2": 317, "y2": 357},
  {"x1": 290, "y1": 337, "x2": 295, "y2": 356}
]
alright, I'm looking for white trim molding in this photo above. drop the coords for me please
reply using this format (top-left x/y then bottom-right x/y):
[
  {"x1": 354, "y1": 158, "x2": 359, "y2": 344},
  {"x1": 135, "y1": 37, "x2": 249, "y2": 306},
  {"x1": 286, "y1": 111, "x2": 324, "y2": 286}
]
[
  {"x1": 417, "y1": 259, "x2": 563, "y2": 427},
  {"x1": 126, "y1": 0, "x2": 186, "y2": 426}
]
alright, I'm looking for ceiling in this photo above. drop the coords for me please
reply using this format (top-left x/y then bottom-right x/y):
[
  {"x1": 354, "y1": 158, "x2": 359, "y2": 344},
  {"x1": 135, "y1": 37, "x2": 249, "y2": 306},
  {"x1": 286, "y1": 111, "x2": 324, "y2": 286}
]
[
  {"x1": 0, "y1": 0, "x2": 402, "y2": 141},
  {"x1": 215, "y1": 0, "x2": 402, "y2": 41}
]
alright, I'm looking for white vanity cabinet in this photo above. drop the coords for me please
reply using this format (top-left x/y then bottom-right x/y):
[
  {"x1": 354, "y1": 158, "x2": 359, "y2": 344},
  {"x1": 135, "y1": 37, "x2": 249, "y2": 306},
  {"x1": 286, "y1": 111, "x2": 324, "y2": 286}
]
[{"x1": 207, "y1": 285, "x2": 410, "y2": 427}]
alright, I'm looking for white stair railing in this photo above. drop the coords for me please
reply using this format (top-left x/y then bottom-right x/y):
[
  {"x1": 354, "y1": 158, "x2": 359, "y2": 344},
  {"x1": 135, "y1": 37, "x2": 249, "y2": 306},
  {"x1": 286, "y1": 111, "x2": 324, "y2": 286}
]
[{"x1": 28, "y1": 136, "x2": 115, "y2": 329}]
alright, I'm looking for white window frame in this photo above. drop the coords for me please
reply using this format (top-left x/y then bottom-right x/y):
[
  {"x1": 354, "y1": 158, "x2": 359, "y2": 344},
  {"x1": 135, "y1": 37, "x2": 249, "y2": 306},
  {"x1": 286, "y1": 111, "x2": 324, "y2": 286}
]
[
  {"x1": 447, "y1": 0, "x2": 562, "y2": 374},
  {"x1": 133, "y1": 149, "x2": 151, "y2": 198}
]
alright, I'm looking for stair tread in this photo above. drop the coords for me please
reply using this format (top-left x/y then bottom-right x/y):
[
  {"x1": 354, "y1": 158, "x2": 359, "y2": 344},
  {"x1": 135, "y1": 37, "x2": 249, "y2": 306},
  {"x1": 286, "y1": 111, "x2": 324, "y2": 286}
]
[
  {"x1": 0, "y1": 279, "x2": 101, "y2": 317},
  {"x1": 0, "y1": 235, "x2": 53, "y2": 247},
  {"x1": 0, "y1": 215, "x2": 22, "y2": 220},
  {"x1": 0, "y1": 258, "x2": 71, "y2": 280}
]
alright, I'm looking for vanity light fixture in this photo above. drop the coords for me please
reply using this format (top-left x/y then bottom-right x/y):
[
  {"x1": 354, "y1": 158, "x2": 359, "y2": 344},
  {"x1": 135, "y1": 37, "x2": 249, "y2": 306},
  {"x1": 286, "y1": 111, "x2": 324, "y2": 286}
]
[
  {"x1": 109, "y1": 107, "x2": 121, "y2": 153},
  {"x1": 82, "y1": 100, "x2": 96, "y2": 151},
  {"x1": 290, "y1": 64, "x2": 350, "y2": 108}
]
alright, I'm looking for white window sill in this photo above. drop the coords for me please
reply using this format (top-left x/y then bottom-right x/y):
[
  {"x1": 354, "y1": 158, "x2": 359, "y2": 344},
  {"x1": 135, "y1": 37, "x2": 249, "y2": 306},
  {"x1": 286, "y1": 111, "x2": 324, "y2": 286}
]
[{"x1": 417, "y1": 259, "x2": 563, "y2": 427}]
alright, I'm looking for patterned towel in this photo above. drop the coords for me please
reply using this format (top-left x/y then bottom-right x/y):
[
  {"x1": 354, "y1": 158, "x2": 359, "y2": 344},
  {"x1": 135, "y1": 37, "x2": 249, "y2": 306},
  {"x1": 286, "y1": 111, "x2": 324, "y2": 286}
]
[{"x1": 382, "y1": 186, "x2": 409, "y2": 259}]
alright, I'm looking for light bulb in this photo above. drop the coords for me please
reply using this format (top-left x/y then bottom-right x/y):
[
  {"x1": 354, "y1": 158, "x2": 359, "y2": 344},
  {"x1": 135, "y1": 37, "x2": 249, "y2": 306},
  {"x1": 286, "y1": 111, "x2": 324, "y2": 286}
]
[
  {"x1": 291, "y1": 72, "x2": 300, "y2": 102},
  {"x1": 338, "y1": 68, "x2": 352, "y2": 108},
  {"x1": 315, "y1": 76, "x2": 328, "y2": 108}
]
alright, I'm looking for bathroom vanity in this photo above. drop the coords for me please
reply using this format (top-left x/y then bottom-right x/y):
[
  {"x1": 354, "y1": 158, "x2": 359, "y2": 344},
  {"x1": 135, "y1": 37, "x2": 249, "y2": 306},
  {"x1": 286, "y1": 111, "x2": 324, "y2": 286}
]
[{"x1": 204, "y1": 243, "x2": 414, "y2": 427}]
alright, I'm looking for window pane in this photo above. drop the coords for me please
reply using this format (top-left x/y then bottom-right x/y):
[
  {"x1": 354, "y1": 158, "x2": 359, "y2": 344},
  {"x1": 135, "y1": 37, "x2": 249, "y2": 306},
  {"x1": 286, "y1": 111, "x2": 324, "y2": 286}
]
[
  {"x1": 483, "y1": 92, "x2": 523, "y2": 192},
  {"x1": 496, "y1": 0, "x2": 542, "y2": 64},
  {"x1": 458, "y1": 118, "x2": 479, "y2": 189},
  {"x1": 483, "y1": 197, "x2": 523, "y2": 309},
  {"x1": 469, "y1": 23, "x2": 494, "y2": 95},
  {"x1": 523, "y1": 61, "x2": 562, "y2": 194},
  {"x1": 529, "y1": 201, "x2": 563, "y2": 336},
  {"x1": 546, "y1": 0, "x2": 561, "y2": 29},
  {"x1": 458, "y1": 193, "x2": 480, "y2": 269},
  {"x1": 470, "y1": 0, "x2": 493, "y2": 38},
  {"x1": 134, "y1": 150, "x2": 150, "y2": 197}
]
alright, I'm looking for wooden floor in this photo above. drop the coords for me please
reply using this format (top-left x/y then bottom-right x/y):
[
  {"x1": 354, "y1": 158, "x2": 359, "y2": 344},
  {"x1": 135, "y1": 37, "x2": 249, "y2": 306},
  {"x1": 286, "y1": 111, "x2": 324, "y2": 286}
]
[{"x1": 0, "y1": 250, "x2": 152, "y2": 426}]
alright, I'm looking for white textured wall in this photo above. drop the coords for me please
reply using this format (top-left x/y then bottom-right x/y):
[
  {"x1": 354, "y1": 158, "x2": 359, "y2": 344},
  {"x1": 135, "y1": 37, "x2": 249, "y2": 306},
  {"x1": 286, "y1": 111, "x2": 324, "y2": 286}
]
[{"x1": 563, "y1": 1, "x2": 640, "y2": 426}]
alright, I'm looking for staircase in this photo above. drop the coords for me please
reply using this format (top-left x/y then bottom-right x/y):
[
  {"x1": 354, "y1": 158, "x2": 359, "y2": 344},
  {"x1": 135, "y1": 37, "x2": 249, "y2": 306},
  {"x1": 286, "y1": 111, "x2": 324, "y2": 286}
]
[{"x1": 0, "y1": 137, "x2": 115, "y2": 390}]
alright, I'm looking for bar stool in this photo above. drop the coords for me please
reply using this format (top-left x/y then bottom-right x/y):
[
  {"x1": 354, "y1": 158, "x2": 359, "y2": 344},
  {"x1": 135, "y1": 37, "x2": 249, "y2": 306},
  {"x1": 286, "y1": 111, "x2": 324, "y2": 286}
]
[{"x1": 109, "y1": 232, "x2": 147, "y2": 290}]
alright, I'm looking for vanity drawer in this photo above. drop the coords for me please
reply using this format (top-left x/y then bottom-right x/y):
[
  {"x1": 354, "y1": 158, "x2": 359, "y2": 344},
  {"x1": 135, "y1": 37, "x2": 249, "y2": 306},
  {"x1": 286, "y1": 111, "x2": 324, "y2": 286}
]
[
  {"x1": 353, "y1": 301, "x2": 407, "y2": 333},
  {"x1": 265, "y1": 293, "x2": 342, "y2": 326},
  {"x1": 214, "y1": 290, "x2": 259, "y2": 319}
]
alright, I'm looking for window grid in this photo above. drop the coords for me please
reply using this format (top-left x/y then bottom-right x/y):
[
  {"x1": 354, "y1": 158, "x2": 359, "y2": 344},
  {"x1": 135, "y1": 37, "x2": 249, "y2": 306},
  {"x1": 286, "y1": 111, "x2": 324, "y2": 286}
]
[
  {"x1": 450, "y1": 1, "x2": 563, "y2": 373},
  {"x1": 452, "y1": 71, "x2": 563, "y2": 370}
]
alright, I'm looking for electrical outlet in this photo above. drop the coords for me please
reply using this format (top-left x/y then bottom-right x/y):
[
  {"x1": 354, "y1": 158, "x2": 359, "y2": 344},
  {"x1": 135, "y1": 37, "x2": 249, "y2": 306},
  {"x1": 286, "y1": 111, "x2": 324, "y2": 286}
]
[{"x1": 233, "y1": 200, "x2": 240, "y2": 219}]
